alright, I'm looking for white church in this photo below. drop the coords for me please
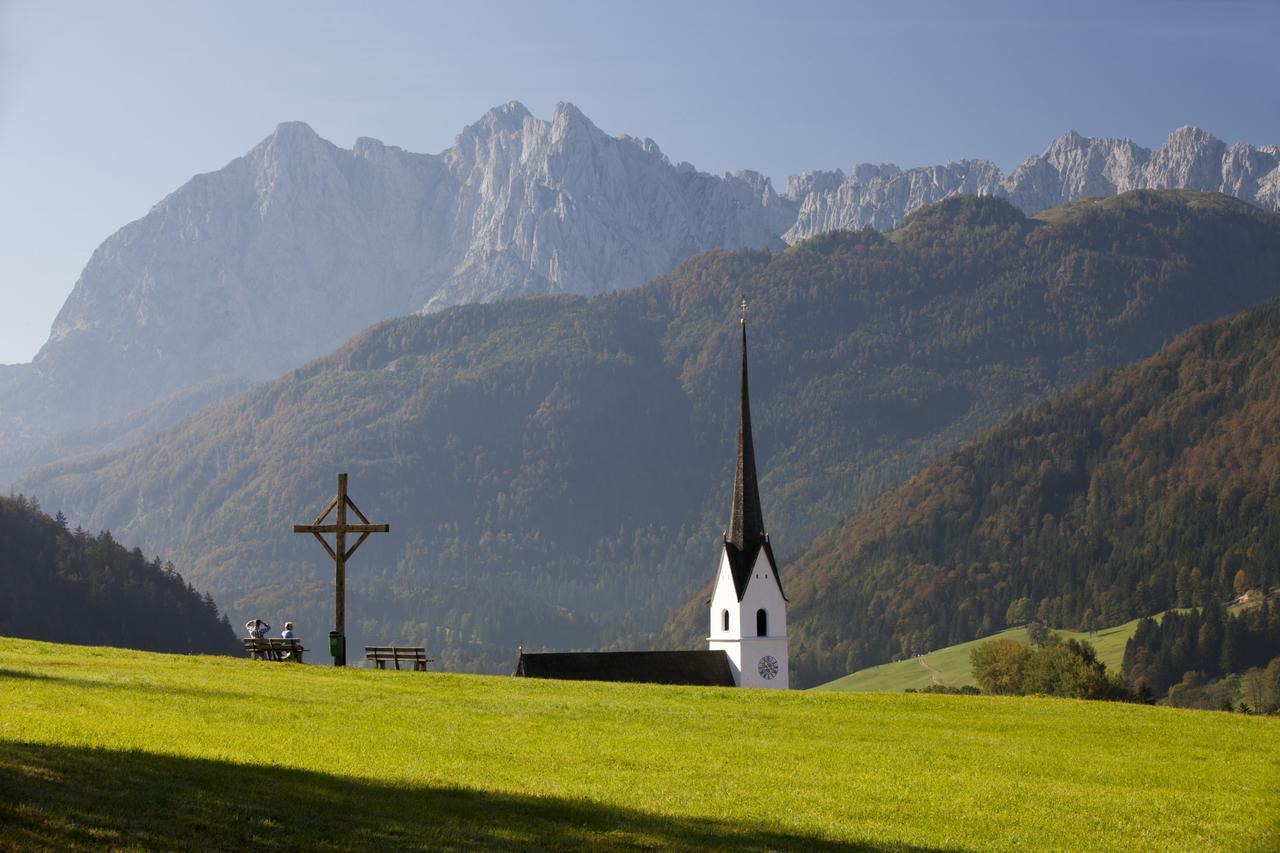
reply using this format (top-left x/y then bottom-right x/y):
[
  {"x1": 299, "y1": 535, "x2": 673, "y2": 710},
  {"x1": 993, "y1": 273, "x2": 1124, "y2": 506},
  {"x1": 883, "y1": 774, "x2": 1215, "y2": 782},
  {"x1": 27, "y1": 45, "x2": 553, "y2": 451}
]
[
  {"x1": 706, "y1": 300, "x2": 788, "y2": 688},
  {"x1": 515, "y1": 301, "x2": 789, "y2": 689}
]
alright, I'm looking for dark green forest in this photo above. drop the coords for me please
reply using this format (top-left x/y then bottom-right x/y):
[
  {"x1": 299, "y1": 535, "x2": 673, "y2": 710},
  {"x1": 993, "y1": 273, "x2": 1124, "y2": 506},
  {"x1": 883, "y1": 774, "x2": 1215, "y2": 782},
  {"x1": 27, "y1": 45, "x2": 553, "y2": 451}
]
[
  {"x1": 1123, "y1": 603, "x2": 1280, "y2": 708},
  {"x1": 0, "y1": 495, "x2": 237, "y2": 654},
  {"x1": 23, "y1": 191, "x2": 1280, "y2": 673},
  {"x1": 777, "y1": 300, "x2": 1280, "y2": 687}
]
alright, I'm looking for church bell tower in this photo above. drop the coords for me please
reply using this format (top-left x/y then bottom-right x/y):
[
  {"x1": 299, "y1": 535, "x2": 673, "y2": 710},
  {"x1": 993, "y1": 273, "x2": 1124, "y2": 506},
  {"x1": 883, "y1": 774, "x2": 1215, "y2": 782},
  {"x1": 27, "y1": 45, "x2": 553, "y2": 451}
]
[{"x1": 707, "y1": 299, "x2": 789, "y2": 689}]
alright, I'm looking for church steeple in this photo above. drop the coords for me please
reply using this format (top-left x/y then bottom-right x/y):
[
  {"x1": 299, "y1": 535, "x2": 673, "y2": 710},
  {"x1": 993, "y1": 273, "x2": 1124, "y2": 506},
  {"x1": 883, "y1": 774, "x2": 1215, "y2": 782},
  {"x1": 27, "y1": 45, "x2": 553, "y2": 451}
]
[
  {"x1": 726, "y1": 298, "x2": 766, "y2": 552},
  {"x1": 709, "y1": 298, "x2": 788, "y2": 688}
]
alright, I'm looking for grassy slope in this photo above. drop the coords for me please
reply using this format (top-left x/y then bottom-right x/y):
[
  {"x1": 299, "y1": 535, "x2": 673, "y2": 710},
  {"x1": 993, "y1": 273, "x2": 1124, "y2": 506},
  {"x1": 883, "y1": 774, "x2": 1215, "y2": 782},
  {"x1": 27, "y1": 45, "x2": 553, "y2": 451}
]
[
  {"x1": 2, "y1": 640, "x2": 1277, "y2": 851},
  {"x1": 816, "y1": 618, "x2": 1147, "y2": 693}
]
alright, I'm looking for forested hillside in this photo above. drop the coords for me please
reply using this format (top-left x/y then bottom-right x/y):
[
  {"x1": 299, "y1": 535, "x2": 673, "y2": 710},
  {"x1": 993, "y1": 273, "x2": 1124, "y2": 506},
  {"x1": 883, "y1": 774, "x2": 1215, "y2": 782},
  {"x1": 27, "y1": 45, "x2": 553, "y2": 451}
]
[
  {"x1": 24, "y1": 191, "x2": 1280, "y2": 673},
  {"x1": 0, "y1": 495, "x2": 237, "y2": 654},
  {"x1": 1123, "y1": 602, "x2": 1280, "y2": 710},
  {"x1": 774, "y1": 301, "x2": 1280, "y2": 687}
]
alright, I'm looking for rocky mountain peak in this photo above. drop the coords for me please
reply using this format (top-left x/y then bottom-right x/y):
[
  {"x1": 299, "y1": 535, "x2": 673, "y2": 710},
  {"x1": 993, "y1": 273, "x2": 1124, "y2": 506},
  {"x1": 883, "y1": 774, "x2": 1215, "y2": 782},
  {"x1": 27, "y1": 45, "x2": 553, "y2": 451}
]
[
  {"x1": 551, "y1": 100, "x2": 592, "y2": 127},
  {"x1": 479, "y1": 99, "x2": 533, "y2": 129},
  {"x1": 549, "y1": 100, "x2": 608, "y2": 148},
  {"x1": 785, "y1": 170, "x2": 845, "y2": 200},
  {"x1": 726, "y1": 169, "x2": 772, "y2": 193},
  {"x1": 1146, "y1": 125, "x2": 1228, "y2": 189},
  {"x1": 352, "y1": 136, "x2": 389, "y2": 159},
  {"x1": 2, "y1": 100, "x2": 810, "y2": 445},
  {"x1": 1047, "y1": 129, "x2": 1089, "y2": 151},
  {"x1": 452, "y1": 101, "x2": 533, "y2": 150},
  {"x1": 246, "y1": 121, "x2": 342, "y2": 187},
  {"x1": 4, "y1": 106, "x2": 1278, "y2": 473},
  {"x1": 1165, "y1": 124, "x2": 1222, "y2": 147},
  {"x1": 251, "y1": 121, "x2": 329, "y2": 160},
  {"x1": 786, "y1": 124, "x2": 1278, "y2": 243},
  {"x1": 270, "y1": 119, "x2": 322, "y2": 139}
]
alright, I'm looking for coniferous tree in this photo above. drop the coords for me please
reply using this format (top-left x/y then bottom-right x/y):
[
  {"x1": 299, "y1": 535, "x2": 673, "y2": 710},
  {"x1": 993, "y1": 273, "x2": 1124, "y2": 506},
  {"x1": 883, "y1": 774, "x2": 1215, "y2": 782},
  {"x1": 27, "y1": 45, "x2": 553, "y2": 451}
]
[{"x1": 0, "y1": 495, "x2": 238, "y2": 654}]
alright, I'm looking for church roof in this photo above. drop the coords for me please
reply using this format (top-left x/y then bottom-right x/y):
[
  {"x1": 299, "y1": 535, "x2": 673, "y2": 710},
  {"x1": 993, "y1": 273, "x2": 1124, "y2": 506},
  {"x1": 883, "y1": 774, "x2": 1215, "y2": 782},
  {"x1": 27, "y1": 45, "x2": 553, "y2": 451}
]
[
  {"x1": 723, "y1": 303, "x2": 786, "y2": 602},
  {"x1": 513, "y1": 650, "x2": 736, "y2": 687},
  {"x1": 727, "y1": 315, "x2": 764, "y2": 555},
  {"x1": 724, "y1": 538, "x2": 785, "y2": 602}
]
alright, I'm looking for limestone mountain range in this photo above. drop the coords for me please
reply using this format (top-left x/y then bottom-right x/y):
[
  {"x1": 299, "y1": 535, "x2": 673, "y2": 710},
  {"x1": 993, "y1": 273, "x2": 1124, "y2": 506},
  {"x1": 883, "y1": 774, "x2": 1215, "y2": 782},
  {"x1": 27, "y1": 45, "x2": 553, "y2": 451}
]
[
  {"x1": 785, "y1": 126, "x2": 1280, "y2": 237},
  {"x1": 2, "y1": 101, "x2": 1277, "y2": 487}
]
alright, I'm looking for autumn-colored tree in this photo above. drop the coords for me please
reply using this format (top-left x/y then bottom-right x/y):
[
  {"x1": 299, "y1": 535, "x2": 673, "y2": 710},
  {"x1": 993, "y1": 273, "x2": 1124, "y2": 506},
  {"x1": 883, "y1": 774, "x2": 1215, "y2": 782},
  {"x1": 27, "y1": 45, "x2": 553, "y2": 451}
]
[
  {"x1": 970, "y1": 638, "x2": 1031, "y2": 695},
  {"x1": 1027, "y1": 622, "x2": 1051, "y2": 647},
  {"x1": 971, "y1": 635, "x2": 1125, "y2": 700},
  {"x1": 1239, "y1": 666, "x2": 1268, "y2": 713},
  {"x1": 1020, "y1": 638, "x2": 1117, "y2": 700},
  {"x1": 1005, "y1": 597, "x2": 1034, "y2": 626},
  {"x1": 1262, "y1": 657, "x2": 1280, "y2": 714}
]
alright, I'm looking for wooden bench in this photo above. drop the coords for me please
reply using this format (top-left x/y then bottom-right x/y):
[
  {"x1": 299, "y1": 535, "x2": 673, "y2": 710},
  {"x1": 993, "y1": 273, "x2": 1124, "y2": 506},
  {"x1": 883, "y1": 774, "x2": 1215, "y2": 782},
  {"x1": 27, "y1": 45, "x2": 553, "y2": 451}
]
[
  {"x1": 365, "y1": 646, "x2": 433, "y2": 672},
  {"x1": 243, "y1": 637, "x2": 305, "y2": 663}
]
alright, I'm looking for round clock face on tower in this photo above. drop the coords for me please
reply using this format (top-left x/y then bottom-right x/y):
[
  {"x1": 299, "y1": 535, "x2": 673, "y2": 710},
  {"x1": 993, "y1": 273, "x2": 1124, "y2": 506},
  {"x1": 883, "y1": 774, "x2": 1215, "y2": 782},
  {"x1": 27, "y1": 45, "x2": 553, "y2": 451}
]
[{"x1": 758, "y1": 655, "x2": 779, "y2": 680}]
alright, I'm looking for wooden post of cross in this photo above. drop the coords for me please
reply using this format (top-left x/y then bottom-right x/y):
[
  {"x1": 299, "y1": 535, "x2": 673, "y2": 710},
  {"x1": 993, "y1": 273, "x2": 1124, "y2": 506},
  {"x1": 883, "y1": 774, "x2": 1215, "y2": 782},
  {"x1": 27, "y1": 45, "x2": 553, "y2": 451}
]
[{"x1": 293, "y1": 473, "x2": 389, "y2": 666}]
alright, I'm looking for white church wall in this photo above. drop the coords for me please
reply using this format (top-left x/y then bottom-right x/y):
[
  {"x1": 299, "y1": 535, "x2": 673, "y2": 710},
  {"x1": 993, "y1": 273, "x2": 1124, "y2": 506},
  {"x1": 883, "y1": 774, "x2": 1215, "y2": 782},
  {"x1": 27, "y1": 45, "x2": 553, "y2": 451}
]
[
  {"x1": 736, "y1": 551, "x2": 789, "y2": 688},
  {"x1": 737, "y1": 637, "x2": 789, "y2": 688},
  {"x1": 707, "y1": 547, "x2": 789, "y2": 689},
  {"x1": 708, "y1": 550, "x2": 744, "y2": 683},
  {"x1": 738, "y1": 550, "x2": 787, "y2": 640},
  {"x1": 708, "y1": 551, "x2": 740, "y2": 638}
]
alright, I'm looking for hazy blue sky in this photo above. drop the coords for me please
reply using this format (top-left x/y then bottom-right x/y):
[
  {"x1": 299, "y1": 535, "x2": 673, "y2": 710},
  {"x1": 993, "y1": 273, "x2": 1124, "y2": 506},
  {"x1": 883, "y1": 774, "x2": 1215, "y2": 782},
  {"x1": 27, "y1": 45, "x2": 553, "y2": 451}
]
[{"x1": 1, "y1": 0, "x2": 1277, "y2": 363}]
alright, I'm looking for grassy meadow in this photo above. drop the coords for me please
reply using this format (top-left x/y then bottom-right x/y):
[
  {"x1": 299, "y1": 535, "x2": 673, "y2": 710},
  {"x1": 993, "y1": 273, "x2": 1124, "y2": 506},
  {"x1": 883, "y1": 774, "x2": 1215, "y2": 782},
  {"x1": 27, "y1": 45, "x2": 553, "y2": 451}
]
[
  {"x1": 816, "y1": 618, "x2": 1148, "y2": 693},
  {"x1": 1, "y1": 638, "x2": 1278, "y2": 851}
]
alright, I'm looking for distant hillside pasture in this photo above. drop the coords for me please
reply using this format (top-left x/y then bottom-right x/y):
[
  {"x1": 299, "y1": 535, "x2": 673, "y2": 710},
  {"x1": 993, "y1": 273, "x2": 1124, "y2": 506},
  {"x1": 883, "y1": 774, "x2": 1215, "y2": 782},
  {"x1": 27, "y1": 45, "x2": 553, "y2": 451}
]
[
  {"x1": 816, "y1": 617, "x2": 1149, "y2": 693},
  {"x1": 1, "y1": 639, "x2": 1277, "y2": 851}
]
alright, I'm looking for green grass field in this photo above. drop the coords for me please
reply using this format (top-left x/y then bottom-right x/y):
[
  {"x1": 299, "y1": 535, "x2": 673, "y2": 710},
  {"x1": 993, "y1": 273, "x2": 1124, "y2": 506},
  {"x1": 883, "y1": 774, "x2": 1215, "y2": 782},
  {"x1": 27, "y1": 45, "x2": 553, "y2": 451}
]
[
  {"x1": 1, "y1": 638, "x2": 1277, "y2": 851},
  {"x1": 815, "y1": 618, "x2": 1150, "y2": 693}
]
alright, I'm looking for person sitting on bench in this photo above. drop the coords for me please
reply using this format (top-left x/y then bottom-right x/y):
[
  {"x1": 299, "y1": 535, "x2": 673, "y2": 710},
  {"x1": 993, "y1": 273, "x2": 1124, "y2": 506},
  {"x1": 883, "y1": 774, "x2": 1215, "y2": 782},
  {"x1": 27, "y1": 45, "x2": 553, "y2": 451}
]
[
  {"x1": 245, "y1": 618, "x2": 270, "y2": 639},
  {"x1": 280, "y1": 621, "x2": 297, "y2": 660}
]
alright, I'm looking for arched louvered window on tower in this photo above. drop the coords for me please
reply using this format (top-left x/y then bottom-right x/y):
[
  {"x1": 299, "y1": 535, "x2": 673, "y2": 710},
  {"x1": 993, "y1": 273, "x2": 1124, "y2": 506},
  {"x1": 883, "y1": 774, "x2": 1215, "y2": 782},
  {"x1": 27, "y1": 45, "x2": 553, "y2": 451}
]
[
  {"x1": 722, "y1": 609, "x2": 730, "y2": 632},
  {"x1": 756, "y1": 609, "x2": 768, "y2": 637}
]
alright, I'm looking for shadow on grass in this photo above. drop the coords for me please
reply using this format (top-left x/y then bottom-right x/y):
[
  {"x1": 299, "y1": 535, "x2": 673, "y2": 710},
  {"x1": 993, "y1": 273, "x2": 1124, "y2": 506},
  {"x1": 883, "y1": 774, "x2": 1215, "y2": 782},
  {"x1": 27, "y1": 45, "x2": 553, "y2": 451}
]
[
  {"x1": 0, "y1": 666, "x2": 255, "y2": 701},
  {"x1": 0, "y1": 740, "x2": 950, "y2": 852},
  {"x1": 0, "y1": 668, "x2": 49, "y2": 682}
]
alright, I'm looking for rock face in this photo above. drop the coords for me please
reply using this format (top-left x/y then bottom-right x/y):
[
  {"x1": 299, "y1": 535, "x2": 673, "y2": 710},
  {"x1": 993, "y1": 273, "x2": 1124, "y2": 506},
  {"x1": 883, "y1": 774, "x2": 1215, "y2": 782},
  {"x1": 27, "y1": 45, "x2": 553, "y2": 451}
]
[
  {"x1": 2, "y1": 107, "x2": 1277, "y2": 482},
  {"x1": 3, "y1": 102, "x2": 793, "y2": 443},
  {"x1": 431, "y1": 103, "x2": 795, "y2": 312},
  {"x1": 784, "y1": 126, "x2": 1280, "y2": 241},
  {"x1": 784, "y1": 161, "x2": 1006, "y2": 236}
]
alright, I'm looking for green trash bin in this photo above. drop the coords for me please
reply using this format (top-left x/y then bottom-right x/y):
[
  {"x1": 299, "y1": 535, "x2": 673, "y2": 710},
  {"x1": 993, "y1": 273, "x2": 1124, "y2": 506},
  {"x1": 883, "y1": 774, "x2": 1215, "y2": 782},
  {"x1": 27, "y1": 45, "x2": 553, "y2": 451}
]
[{"x1": 328, "y1": 631, "x2": 345, "y2": 660}]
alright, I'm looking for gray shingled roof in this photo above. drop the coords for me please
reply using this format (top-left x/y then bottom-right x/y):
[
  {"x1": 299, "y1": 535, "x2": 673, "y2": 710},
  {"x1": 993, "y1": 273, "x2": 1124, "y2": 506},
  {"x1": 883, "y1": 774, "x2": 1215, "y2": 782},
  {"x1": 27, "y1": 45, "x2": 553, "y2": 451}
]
[{"x1": 513, "y1": 650, "x2": 736, "y2": 687}]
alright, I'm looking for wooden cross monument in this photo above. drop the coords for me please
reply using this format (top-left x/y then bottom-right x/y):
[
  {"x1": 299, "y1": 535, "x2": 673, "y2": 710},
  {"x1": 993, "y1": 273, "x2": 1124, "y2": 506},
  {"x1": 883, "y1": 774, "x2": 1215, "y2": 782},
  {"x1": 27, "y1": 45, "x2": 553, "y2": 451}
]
[{"x1": 293, "y1": 473, "x2": 389, "y2": 666}]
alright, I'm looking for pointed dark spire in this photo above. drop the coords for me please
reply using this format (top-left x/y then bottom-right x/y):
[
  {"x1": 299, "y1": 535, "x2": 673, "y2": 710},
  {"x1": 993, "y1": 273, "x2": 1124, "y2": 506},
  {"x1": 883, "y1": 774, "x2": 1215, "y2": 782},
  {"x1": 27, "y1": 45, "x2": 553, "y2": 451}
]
[{"x1": 727, "y1": 298, "x2": 766, "y2": 551}]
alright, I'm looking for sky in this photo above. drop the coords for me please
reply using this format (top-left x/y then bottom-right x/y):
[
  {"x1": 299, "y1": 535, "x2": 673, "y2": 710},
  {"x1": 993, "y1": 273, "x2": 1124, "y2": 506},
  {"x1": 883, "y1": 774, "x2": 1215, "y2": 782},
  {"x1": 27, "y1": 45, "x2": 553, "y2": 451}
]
[{"x1": 1, "y1": 0, "x2": 1277, "y2": 364}]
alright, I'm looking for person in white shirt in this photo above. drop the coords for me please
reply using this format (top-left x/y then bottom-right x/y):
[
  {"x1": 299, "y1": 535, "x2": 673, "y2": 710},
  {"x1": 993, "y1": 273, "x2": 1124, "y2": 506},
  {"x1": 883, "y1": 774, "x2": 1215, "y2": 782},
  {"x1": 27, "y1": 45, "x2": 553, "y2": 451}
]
[{"x1": 279, "y1": 621, "x2": 297, "y2": 660}]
